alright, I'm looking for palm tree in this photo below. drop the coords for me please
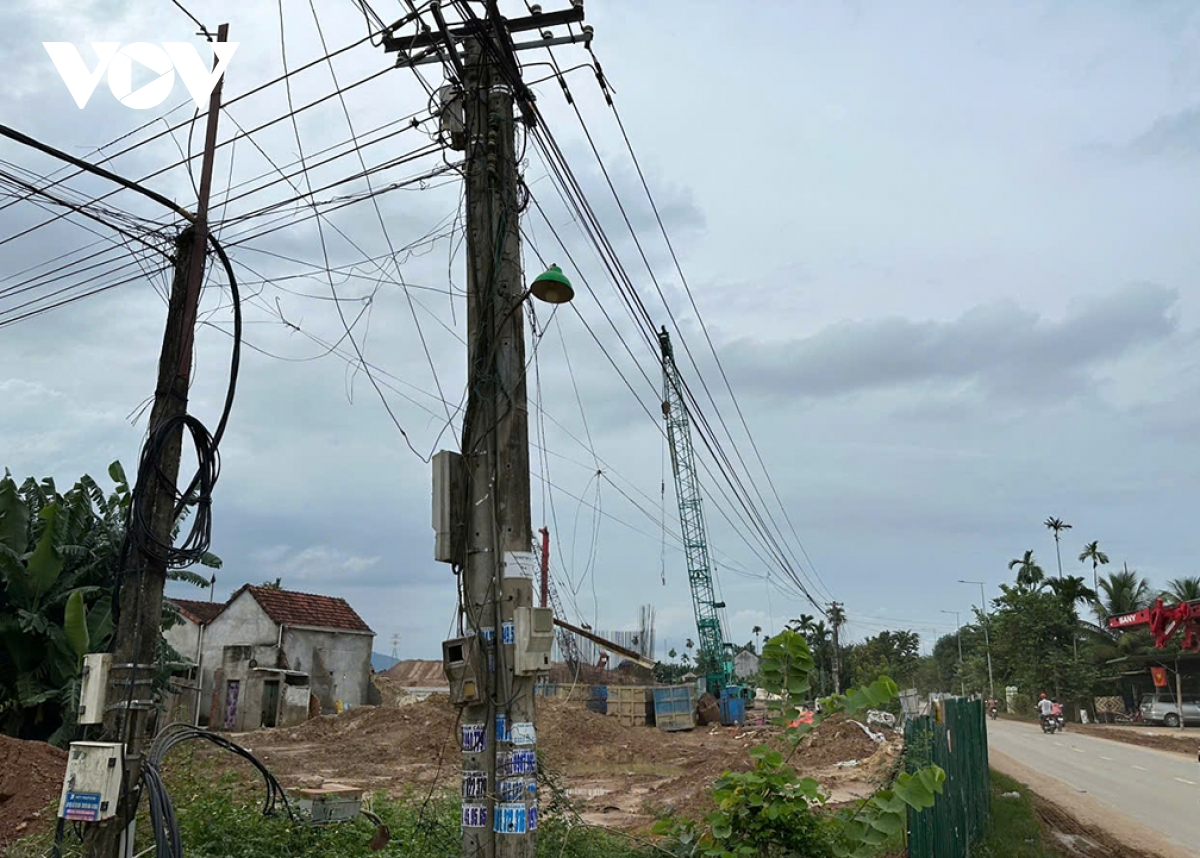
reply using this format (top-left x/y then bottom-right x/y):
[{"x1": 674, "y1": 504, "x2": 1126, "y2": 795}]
[
  {"x1": 1044, "y1": 517, "x2": 1072, "y2": 580},
  {"x1": 685, "y1": 638, "x2": 695, "y2": 652},
  {"x1": 826, "y1": 604, "x2": 846, "y2": 627},
  {"x1": 668, "y1": 647, "x2": 678, "y2": 661},
  {"x1": 1096, "y1": 564, "x2": 1152, "y2": 620},
  {"x1": 752, "y1": 624, "x2": 763, "y2": 648},
  {"x1": 1048, "y1": 575, "x2": 1098, "y2": 660},
  {"x1": 1008, "y1": 550, "x2": 1046, "y2": 591},
  {"x1": 1079, "y1": 541, "x2": 1109, "y2": 594},
  {"x1": 1163, "y1": 577, "x2": 1200, "y2": 605}
]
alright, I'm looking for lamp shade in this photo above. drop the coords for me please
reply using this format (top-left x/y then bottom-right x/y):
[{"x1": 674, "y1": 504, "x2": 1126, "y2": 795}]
[{"x1": 530, "y1": 264, "x2": 574, "y2": 304}]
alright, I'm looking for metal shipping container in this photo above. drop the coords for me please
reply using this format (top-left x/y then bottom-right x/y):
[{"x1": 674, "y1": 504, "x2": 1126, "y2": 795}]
[{"x1": 652, "y1": 685, "x2": 696, "y2": 732}]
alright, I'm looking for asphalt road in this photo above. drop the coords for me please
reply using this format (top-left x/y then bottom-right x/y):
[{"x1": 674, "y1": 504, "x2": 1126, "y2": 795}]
[{"x1": 987, "y1": 718, "x2": 1199, "y2": 854}]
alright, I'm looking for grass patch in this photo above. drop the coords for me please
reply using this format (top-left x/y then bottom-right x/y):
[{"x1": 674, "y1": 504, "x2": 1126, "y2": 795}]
[
  {"x1": 974, "y1": 770, "x2": 1062, "y2": 858},
  {"x1": 8, "y1": 746, "x2": 653, "y2": 858}
]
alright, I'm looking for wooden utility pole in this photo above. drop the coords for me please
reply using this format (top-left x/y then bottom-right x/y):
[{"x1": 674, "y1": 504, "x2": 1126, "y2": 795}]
[
  {"x1": 459, "y1": 35, "x2": 537, "y2": 858},
  {"x1": 83, "y1": 25, "x2": 229, "y2": 858}
]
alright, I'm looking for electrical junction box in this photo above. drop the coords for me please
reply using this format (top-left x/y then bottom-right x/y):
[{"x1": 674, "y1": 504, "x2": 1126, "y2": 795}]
[
  {"x1": 431, "y1": 450, "x2": 465, "y2": 564},
  {"x1": 291, "y1": 784, "x2": 364, "y2": 823},
  {"x1": 514, "y1": 607, "x2": 554, "y2": 676},
  {"x1": 77, "y1": 653, "x2": 111, "y2": 726},
  {"x1": 59, "y1": 742, "x2": 123, "y2": 822},
  {"x1": 443, "y1": 636, "x2": 484, "y2": 705}
]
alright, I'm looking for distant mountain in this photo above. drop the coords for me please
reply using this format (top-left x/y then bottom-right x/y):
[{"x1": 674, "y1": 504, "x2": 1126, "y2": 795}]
[{"x1": 371, "y1": 652, "x2": 400, "y2": 672}]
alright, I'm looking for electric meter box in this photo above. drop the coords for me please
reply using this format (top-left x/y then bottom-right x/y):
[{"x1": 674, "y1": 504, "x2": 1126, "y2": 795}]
[
  {"x1": 514, "y1": 607, "x2": 554, "y2": 675},
  {"x1": 443, "y1": 635, "x2": 484, "y2": 705},
  {"x1": 77, "y1": 653, "x2": 111, "y2": 726},
  {"x1": 431, "y1": 450, "x2": 465, "y2": 564},
  {"x1": 59, "y1": 742, "x2": 123, "y2": 822}
]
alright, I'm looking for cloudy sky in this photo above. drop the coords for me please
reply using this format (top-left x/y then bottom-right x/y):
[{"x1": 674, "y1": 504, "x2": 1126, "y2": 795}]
[{"x1": 3, "y1": 1, "x2": 1200, "y2": 660}]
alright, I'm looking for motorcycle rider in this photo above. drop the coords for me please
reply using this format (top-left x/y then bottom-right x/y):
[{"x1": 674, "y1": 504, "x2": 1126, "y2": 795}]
[
  {"x1": 1036, "y1": 693, "x2": 1055, "y2": 727},
  {"x1": 986, "y1": 695, "x2": 999, "y2": 719}
]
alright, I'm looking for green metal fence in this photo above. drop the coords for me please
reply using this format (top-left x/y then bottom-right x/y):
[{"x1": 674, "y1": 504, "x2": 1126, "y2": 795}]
[{"x1": 905, "y1": 697, "x2": 991, "y2": 858}]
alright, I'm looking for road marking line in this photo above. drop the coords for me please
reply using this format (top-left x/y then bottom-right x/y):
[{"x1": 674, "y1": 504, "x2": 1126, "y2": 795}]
[
  {"x1": 1175, "y1": 777, "x2": 1197, "y2": 785},
  {"x1": 1071, "y1": 747, "x2": 1084, "y2": 754},
  {"x1": 1099, "y1": 755, "x2": 1113, "y2": 761},
  {"x1": 1132, "y1": 765, "x2": 1147, "y2": 771}
]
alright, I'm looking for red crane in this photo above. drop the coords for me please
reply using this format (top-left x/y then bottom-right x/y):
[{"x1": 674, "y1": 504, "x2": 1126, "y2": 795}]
[{"x1": 1108, "y1": 598, "x2": 1200, "y2": 651}]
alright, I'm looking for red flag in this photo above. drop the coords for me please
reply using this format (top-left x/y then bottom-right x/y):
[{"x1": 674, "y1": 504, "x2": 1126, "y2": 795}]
[{"x1": 1151, "y1": 666, "x2": 1168, "y2": 688}]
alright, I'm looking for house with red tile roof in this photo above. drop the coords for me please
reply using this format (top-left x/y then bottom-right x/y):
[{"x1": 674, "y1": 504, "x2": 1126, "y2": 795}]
[{"x1": 180, "y1": 584, "x2": 375, "y2": 730}]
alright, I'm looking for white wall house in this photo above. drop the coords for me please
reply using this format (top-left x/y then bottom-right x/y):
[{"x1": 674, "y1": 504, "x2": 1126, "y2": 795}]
[{"x1": 170, "y1": 584, "x2": 374, "y2": 729}]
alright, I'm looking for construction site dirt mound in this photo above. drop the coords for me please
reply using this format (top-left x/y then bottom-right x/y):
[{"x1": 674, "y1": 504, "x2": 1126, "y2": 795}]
[
  {"x1": 793, "y1": 716, "x2": 882, "y2": 770},
  {"x1": 234, "y1": 698, "x2": 894, "y2": 830},
  {"x1": 0, "y1": 736, "x2": 67, "y2": 847}
]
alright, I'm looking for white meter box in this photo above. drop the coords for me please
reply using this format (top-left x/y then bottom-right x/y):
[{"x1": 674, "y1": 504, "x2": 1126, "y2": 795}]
[{"x1": 59, "y1": 742, "x2": 123, "y2": 822}]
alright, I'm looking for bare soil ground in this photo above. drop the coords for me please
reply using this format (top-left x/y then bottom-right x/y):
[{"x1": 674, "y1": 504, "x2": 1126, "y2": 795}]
[
  {"x1": 1032, "y1": 793, "x2": 1167, "y2": 858},
  {"x1": 1070, "y1": 723, "x2": 1198, "y2": 757},
  {"x1": 0, "y1": 736, "x2": 66, "y2": 848},
  {"x1": 234, "y1": 698, "x2": 898, "y2": 830}
]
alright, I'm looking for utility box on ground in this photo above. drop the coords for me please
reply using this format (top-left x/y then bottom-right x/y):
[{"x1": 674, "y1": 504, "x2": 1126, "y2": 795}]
[
  {"x1": 653, "y1": 685, "x2": 696, "y2": 732},
  {"x1": 77, "y1": 653, "x2": 111, "y2": 726},
  {"x1": 292, "y1": 785, "x2": 365, "y2": 823},
  {"x1": 59, "y1": 742, "x2": 123, "y2": 822}
]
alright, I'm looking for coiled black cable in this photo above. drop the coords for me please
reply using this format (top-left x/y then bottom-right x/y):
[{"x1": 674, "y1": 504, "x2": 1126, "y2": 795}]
[{"x1": 140, "y1": 723, "x2": 296, "y2": 858}]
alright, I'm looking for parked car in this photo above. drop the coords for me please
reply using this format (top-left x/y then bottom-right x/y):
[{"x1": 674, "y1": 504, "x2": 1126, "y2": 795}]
[{"x1": 1140, "y1": 692, "x2": 1200, "y2": 727}]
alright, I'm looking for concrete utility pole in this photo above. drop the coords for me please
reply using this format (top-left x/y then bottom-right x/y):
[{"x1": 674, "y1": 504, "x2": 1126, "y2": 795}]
[
  {"x1": 83, "y1": 25, "x2": 229, "y2": 858},
  {"x1": 959, "y1": 580, "x2": 995, "y2": 700},
  {"x1": 942, "y1": 610, "x2": 964, "y2": 696},
  {"x1": 460, "y1": 36, "x2": 536, "y2": 858},
  {"x1": 828, "y1": 603, "x2": 843, "y2": 694}
]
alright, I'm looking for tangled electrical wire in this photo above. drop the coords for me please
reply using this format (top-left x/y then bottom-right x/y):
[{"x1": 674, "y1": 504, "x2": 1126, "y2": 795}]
[
  {"x1": 123, "y1": 231, "x2": 241, "y2": 570},
  {"x1": 141, "y1": 723, "x2": 295, "y2": 858}
]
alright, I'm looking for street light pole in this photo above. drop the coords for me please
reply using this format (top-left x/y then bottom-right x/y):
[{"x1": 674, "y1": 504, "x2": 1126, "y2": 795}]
[
  {"x1": 942, "y1": 610, "x2": 964, "y2": 696},
  {"x1": 959, "y1": 580, "x2": 995, "y2": 700}
]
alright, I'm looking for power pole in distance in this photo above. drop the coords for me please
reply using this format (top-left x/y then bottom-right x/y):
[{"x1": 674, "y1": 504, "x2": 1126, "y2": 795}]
[
  {"x1": 83, "y1": 24, "x2": 230, "y2": 858},
  {"x1": 827, "y1": 602, "x2": 843, "y2": 695}
]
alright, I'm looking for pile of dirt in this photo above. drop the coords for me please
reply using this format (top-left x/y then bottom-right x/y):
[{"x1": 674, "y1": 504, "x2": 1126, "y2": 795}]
[
  {"x1": 1071, "y1": 724, "x2": 1197, "y2": 757},
  {"x1": 0, "y1": 736, "x2": 67, "y2": 847},
  {"x1": 791, "y1": 716, "x2": 881, "y2": 769},
  {"x1": 234, "y1": 698, "x2": 892, "y2": 831}
]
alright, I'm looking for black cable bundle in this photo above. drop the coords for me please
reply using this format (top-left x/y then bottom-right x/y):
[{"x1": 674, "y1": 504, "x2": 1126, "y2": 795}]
[{"x1": 140, "y1": 723, "x2": 296, "y2": 858}]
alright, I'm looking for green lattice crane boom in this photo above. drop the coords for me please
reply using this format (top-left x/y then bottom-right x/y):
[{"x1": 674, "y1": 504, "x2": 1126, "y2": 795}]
[{"x1": 659, "y1": 326, "x2": 737, "y2": 697}]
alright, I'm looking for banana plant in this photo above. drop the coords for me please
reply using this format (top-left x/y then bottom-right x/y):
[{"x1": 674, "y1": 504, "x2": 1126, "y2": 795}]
[{"x1": 0, "y1": 461, "x2": 218, "y2": 745}]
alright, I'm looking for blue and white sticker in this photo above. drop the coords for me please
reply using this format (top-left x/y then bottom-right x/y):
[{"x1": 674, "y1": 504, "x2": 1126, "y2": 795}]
[
  {"x1": 461, "y1": 723, "x2": 486, "y2": 752},
  {"x1": 496, "y1": 714, "x2": 510, "y2": 743},
  {"x1": 488, "y1": 651, "x2": 495, "y2": 673},
  {"x1": 494, "y1": 803, "x2": 527, "y2": 835},
  {"x1": 462, "y1": 804, "x2": 488, "y2": 828},
  {"x1": 462, "y1": 770, "x2": 487, "y2": 799},
  {"x1": 528, "y1": 804, "x2": 539, "y2": 832},
  {"x1": 498, "y1": 778, "x2": 524, "y2": 802},
  {"x1": 501, "y1": 621, "x2": 515, "y2": 645},
  {"x1": 525, "y1": 779, "x2": 537, "y2": 799},
  {"x1": 510, "y1": 721, "x2": 536, "y2": 745},
  {"x1": 502, "y1": 749, "x2": 537, "y2": 776},
  {"x1": 63, "y1": 791, "x2": 101, "y2": 822},
  {"x1": 480, "y1": 626, "x2": 496, "y2": 643}
]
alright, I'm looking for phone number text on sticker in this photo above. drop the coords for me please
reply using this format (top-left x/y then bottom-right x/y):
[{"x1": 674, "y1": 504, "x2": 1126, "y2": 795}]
[{"x1": 462, "y1": 804, "x2": 488, "y2": 828}]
